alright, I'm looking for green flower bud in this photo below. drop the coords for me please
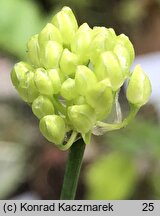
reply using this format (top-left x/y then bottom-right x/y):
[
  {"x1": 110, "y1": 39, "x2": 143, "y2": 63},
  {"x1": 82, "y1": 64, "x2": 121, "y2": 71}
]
[
  {"x1": 68, "y1": 104, "x2": 95, "y2": 133},
  {"x1": 92, "y1": 26, "x2": 106, "y2": 37},
  {"x1": 73, "y1": 96, "x2": 86, "y2": 105},
  {"x1": 108, "y1": 28, "x2": 116, "y2": 36},
  {"x1": 38, "y1": 23, "x2": 63, "y2": 45},
  {"x1": 32, "y1": 95, "x2": 55, "y2": 119},
  {"x1": 94, "y1": 51, "x2": 124, "y2": 91},
  {"x1": 34, "y1": 68, "x2": 54, "y2": 95},
  {"x1": 117, "y1": 34, "x2": 135, "y2": 64},
  {"x1": 105, "y1": 28, "x2": 117, "y2": 50},
  {"x1": 71, "y1": 23, "x2": 93, "y2": 64},
  {"x1": 60, "y1": 48, "x2": 79, "y2": 76},
  {"x1": 86, "y1": 82, "x2": 113, "y2": 120},
  {"x1": 90, "y1": 27, "x2": 117, "y2": 64},
  {"x1": 39, "y1": 115, "x2": 65, "y2": 145},
  {"x1": 90, "y1": 27, "x2": 107, "y2": 63},
  {"x1": 126, "y1": 65, "x2": 151, "y2": 107},
  {"x1": 75, "y1": 65, "x2": 97, "y2": 95},
  {"x1": 61, "y1": 78, "x2": 78, "y2": 100},
  {"x1": 40, "y1": 41, "x2": 63, "y2": 69},
  {"x1": 11, "y1": 61, "x2": 33, "y2": 89},
  {"x1": 47, "y1": 69, "x2": 61, "y2": 94},
  {"x1": 52, "y1": 6, "x2": 78, "y2": 48},
  {"x1": 27, "y1": 34, "x2": 41, "y2": 67},
  {"x1": 113, "y1": 44, "x2": 131, "y2": 77},
  {"x1": 18, "y1": 71, "x2": 39, "y2": 103}
]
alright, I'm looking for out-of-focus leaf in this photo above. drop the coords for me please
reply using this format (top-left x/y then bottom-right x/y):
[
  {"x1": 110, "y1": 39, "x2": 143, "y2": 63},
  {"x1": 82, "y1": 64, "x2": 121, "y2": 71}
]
[
  {"x1": 0, "y1": 0, "x2": 46, "y2": 58},
  {"x1": 118, "y1": 0, "x2": 145, "y2": 24},
  {"x1": 85, "y1": 152, "x2": 137, "y2": 199},
  {"x1": 105, "y1": 119, "x2": 160, "y2": 158}
]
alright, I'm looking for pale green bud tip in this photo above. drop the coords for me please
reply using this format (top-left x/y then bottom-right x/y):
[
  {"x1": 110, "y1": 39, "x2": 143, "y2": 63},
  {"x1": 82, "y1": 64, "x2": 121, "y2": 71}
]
[
  {"x1": 71, "y1": 23, "x2": 92, "y2": 64},
  {"x1": 18, "y1": 71, "x2": 39, "y2": 103},
  {"x1": 75, "y1": 65, "x2": 97, "y2": 95},
  {"x1": 27, "y1": 34, "x2": 40, "y2": 67},
  {"x1": 61, "y1": 78, "x2": 78, "y2": 100},
  {"x1": 11, "y1": 62, "x2": 33, "y2": 88},
  {"x1": 117, "y1": 34, "x2": 135, "y2": 64},
  {"x1": 86, "y1": 82, "x2": 113, "y2": 120},
  {"x1": 60, "y1": 48, "x2": 78, "y2": 76},
  {"x1": 41, "y1": 41, "x2": 63, "y2": 69},
  {"x1": 68, "y1": 104, "x2": 95, "y2": 134},
  {"x1": 39, "y1": 115, "x2": 65, "y2": 145},
  {"x1": 51, "y1": 6, "x2": 78, "y2": 48},
  {"x1": 95, "y1": 51, "x2": 124, "y2": 91},
  {"x1": 34, "y1": 68, "x2": 54, "y2": 95},
  {"x1": 47, "y1": 69, "x2": 61, "y2": 94},
  {"x1": 38, "y1": 23, "x2": 62, "y2": 45},
  {"x1": 126, "y1": 65, "x2": 152, "y2": 107},
  {"x1": 32, "y1": 95, "x2": 55, "y2": 119}
]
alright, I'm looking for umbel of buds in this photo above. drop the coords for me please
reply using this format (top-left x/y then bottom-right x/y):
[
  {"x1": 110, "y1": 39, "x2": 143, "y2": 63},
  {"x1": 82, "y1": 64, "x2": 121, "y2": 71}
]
[{"x1": 11, "y1": 6, "x2": 151, "y2": 150}]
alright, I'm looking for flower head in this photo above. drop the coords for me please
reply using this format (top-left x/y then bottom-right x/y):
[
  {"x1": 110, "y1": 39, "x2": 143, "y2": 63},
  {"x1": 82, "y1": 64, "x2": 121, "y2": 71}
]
[{"x1": 11, "y1": 6, "x2": 151, "y2": 150}]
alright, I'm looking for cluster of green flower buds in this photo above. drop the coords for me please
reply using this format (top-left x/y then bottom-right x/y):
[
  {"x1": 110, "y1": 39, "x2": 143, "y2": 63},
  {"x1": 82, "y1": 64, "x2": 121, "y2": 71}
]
[{"x1": 11, "y1": 6, "x2": 151, "y2": 150}]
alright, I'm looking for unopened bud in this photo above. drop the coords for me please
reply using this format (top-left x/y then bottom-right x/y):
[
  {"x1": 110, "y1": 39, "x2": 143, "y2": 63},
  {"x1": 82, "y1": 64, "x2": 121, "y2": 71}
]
[
  {"x1": 105, "y1": 28, "x2": 117, "y2": 50},
  {"x1": 11, "y1": 61, "x2": 33, "y2": 89},
  {"x1": 34, "y1": 68, "x2": 54, "y2": 95},
  {"x1": 117, "y1": 34, "x2": 135, "y2": 64},
  {"x1": 32, "y1": 95, "x2": 55, "y2": 119},
  {"x1": 95, "y1": 51, "x2": 124, "y2": 91},
  {"x1": 90, "y1": 27, "x2": 113, "y2": 63},
  {"x1": 38, "y1": 23, "x2": 63, "y2": 45},
  {"x1": 113, "y1": 44, "x2": 131, "y2": 77},
  {"x1": 40, "y1": 41, "x2": 63, "y2": 69},
  {"x1": 126, "y1": 65, "x2": 151, "y2": 107},
  {"x1": 61, "y1": 78, "x2": 78, "y2": 100},
  {"x1": 39, "y1": 115, "x2": 65, "y2": 145},
  {"x1": 75, "y1": 65, "x2": 97, "y2": 95},
  {"x1": 47, "y1": 69, "x2": 62, "y2": 94},
  {"x1": 52, "y1": 6, "x2": 78, "y2": 48},
  {"x1": 86, "y1": 82, "x2": 113, "y2": 120},
  {"x1": 60, "y1": 48, "x2": 79, "y2": 76},
  {"x1": 68, "y1": 104, "x2": 95, "y2": 133},
  {"x1": 18, "y1": 71, "x2": 39, "y2": 103},
  {"x1": 27, "y1": 34, "x2": 41, "y2": 67},
  {"x1": 71, "y1": 23, "x2": 92, "y2": 64}
]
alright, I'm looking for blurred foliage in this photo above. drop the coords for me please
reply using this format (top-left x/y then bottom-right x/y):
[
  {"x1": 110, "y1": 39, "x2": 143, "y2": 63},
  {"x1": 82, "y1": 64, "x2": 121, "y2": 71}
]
[
  {"x1": 85, "y1": 152, "x2": 137, "y2": 199},
  {"x1": 0, "y1": 0, "x2": 46, "y2": 59},
  {"x1": 118, "y1": 0, "x2": 146, "y2": 24},
  {"x1": 85, "y1": 118, "x2": 160, "y2": 199},
  {"x1": 106, "y1": 119, "x2": 160, "y2": 159}
]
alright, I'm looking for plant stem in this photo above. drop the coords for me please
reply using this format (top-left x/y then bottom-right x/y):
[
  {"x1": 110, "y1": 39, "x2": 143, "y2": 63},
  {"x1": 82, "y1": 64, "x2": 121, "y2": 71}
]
[{"x1": 60, "y1": 138, "x2": 85, "y2": 200}]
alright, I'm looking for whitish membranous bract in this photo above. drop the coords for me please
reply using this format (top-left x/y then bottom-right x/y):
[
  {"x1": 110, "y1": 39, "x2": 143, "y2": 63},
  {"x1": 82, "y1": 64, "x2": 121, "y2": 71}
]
[{"x1": 11, "y1": 6, "x2": 151, "y2": 150}]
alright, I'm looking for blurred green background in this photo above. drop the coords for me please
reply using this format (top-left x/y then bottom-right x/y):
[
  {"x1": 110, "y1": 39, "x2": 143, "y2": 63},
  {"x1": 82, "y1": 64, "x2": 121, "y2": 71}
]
[{"x1": 0, "y1": 0, "x2": 160, "y2": 200}]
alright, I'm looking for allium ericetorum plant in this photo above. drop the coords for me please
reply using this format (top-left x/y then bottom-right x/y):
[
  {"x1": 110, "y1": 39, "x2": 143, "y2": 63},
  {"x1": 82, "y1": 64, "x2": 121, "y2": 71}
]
[
  {"x1": 11, "y1": 6, "x2": 152, "y2": 199},
  {"x1": 11, "y1": 7, "x2": 151, "y2": 151}
]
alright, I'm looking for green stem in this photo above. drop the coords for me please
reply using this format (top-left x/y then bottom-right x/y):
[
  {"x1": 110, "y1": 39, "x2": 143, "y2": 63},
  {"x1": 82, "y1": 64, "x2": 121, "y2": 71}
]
[
  {"x1": 59, "y1": 131, "x2": 78, "y2": 151},
  {"x1": 93, "y1": 105, "x2": 139, "y2": 135},
  {"x1": 52, "y1": 96, "x2": 66, "y2": 115},
  {"x1": 60, "y1": 139, "x2": 85, "y2": 200}
]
